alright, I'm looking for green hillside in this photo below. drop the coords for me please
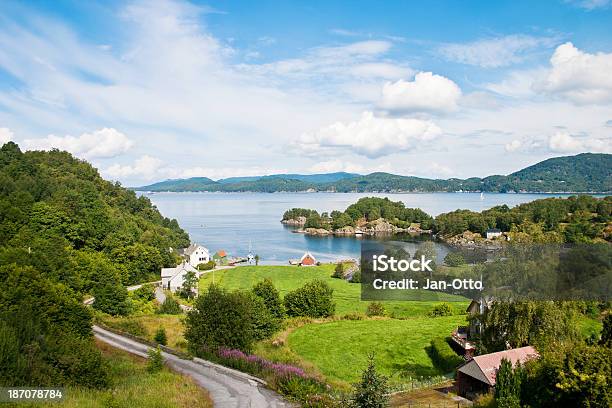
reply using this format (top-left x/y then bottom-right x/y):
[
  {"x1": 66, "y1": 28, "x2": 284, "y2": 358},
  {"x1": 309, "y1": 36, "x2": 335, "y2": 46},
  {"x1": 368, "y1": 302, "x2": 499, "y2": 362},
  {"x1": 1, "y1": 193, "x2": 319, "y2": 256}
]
[
  {"x1": 0, "y1": 142, "x2": 189, "y2": 389},
  {"x1": 136, "y1": 153, "x2": 612, "y2": 193}
]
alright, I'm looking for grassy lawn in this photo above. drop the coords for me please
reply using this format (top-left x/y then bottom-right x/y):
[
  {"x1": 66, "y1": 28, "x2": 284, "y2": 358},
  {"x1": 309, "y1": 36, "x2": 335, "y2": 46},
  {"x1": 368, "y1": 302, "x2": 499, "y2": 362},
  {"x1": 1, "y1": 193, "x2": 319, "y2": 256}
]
[
  {"x1": 286, "y1": 316, "x2": 466, "y2": 385},
  {"x1": 98, "y1": 314, "x2": 188, "y2": 351},
  {"x1": 199, "y1": 264, "x2": 469, "y2": 318},
  {"x1": 30, "y1": 340, "x2": 212, "y2": 408}
]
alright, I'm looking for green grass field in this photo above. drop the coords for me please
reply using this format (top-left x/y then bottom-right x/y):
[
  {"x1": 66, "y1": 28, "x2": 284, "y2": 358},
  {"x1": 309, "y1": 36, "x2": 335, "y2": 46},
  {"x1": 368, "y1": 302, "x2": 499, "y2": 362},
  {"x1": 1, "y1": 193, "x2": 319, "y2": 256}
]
[
  {"x1": 287, "y1": 316, "x2": 466, "y2": 385},
  {"x1": 199, "y1": 264, "x2": 470, "y2": 318},
  {"x1": 27, "y1": 340, "x2": 212, "y2": 408}
]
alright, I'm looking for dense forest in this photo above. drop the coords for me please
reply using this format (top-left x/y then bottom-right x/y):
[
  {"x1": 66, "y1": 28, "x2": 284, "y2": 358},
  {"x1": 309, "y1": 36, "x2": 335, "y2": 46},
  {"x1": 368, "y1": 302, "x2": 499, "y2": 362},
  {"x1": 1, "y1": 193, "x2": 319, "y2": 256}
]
[
  {"x1": 0, "y1": 142, "x2": 189, "y2": 387},
  {"x1": 138, "y1": 153, "x2": 612, "y2": 193},
  {"x1": 284, "y1": 195, "x2": 612, "y2": 243}
]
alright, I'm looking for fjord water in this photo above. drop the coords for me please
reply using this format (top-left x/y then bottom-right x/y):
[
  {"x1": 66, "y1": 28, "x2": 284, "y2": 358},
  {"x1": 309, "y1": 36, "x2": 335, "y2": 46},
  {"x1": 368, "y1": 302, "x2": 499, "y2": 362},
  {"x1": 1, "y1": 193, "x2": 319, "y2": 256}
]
[{"x1": 143, "y1": 192, "x2": 574, "y2": 264}]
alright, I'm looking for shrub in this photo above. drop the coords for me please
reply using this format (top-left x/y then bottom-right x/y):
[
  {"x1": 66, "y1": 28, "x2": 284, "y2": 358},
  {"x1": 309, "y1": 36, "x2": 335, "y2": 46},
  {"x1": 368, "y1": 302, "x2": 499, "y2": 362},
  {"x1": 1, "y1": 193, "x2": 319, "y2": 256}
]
[
  {"x1": 93, "y1": 282, "x2": 132, "y2": 316},
  {"x1": 157, "y1": 295, "x2": 182, "y2": 314},
  {"x1": 351, "y1": 269, "x2": 361, "y2": 283},
  {"x1": 333, "y1": 263, "x2": 345, "y2": 279},
  {"x1": 154, "y1": 327, "x2": 167, "y2": 345},
  {"x1": 252, "y1": 278, "x2": 285, "y2": 319},
  {"x1": 131, "y1": 284, "x2": 155, "y2": 301},
  {"x1": 351, "y1": 354, "x2": 390, "y2": 408},
  {"x1": 197, "y1": 260, "x2": 216, "y2": 271},
  {"x1": 185, "y1": 284, "x2": 255, "y2": 352},
  {"x1": 366, "y1": 302, "x2": 386, "y2": 317},
  {"x1": 429, "y1": 302, "x2": 453, "y2": 317},
  {"x1": 444, "y1": 251, "x2": 466, "y2": 267},
  {"x1": 249, "y1": 293, "x2": 281, "y2": 341},
  {"x1": 429, "y1": 337, "x2": 463, "y2": 372},
  {"x1": 284, "y1": 280, "x2": 335, "y2": 318},
  {"x1": 147, "y1": 347, "x2": 164, "y2": 373}
]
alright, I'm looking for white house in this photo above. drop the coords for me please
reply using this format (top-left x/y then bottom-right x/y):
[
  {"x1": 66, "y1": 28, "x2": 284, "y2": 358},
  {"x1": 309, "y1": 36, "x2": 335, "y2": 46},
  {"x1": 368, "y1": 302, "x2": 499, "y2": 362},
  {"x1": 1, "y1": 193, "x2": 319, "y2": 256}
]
[
  {"x1": 161, "y1": 261, "x2": 199, "y2": 292},
  {"x1": 183, "y1": 243, "x2": 210, "y2": 268},
  {"x1": 485, "y1": 228, "x2": 502, "y2": 239}
]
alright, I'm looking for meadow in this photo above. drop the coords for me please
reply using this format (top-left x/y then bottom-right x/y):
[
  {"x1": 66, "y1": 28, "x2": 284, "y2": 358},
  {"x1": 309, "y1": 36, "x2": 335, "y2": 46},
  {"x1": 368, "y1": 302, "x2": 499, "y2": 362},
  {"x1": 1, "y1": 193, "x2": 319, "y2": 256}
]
[
  {"x1": 286, "y1": 316, "x2": 465, "y2": 384},
  {"x1": 24, "y1": 340, "x2": 212, "y2": 408},
  {"x1": 198, "y1": 264, "x2": 470, "y2": 318}
]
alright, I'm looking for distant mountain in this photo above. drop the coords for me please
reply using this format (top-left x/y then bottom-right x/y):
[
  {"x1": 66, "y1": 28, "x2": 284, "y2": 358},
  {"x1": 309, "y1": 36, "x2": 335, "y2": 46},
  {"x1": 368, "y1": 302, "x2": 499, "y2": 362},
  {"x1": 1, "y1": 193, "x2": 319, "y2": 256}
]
[
  {"x1": 218, "y1": 172, "x2": 358, "y2": 184},
  {"x1": 135, "y1": 153, "x2": 612, "y2": 193}
]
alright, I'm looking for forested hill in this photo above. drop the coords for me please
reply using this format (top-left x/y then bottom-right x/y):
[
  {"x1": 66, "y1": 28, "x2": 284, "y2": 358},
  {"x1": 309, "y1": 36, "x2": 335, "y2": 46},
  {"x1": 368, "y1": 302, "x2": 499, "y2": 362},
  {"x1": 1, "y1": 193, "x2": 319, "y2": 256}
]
[
  {"x1": 0, "y1": 142, "x2": 189, "y2": 388},
  {"x1": 136, "y1": 153, "x2": 612, "y2": 193}
]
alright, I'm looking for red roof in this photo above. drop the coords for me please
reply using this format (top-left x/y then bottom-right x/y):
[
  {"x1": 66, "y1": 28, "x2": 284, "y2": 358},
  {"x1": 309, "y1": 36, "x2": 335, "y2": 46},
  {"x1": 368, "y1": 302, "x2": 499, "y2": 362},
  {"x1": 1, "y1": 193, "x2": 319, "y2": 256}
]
[
  {"x1": 216, "y1": 250, "x2": 227, "y2": 257},
  {"x1": 459, "y1": 346, "x2": 539, "y2": 386}
]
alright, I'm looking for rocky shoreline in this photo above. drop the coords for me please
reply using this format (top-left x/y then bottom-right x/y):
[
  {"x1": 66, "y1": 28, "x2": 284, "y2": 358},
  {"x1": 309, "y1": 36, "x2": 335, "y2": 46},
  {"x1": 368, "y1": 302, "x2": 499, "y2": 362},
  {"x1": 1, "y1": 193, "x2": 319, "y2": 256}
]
[{"x1": 281, "y1": 217, "x2": 431, "y2": 237}]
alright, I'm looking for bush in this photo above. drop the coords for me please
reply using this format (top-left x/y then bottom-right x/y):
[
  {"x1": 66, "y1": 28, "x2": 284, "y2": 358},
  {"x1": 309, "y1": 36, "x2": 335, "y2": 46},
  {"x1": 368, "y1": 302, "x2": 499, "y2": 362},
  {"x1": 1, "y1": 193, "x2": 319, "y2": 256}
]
[
  {"x1": 249, "y1": 293, "x2": 281, "y2": 341},
  {"x1": 147, "y1": 347, "x2": 164, "y2": 373},
  {"x1": 429, "y1": 337, "x2": 463, "y2": 372},
  {"x1": 252, "y1": 278, "x2": 285, "y2": 319},
  {"x1": 154, "y1": 327, "x2": 167, "y2": 345},
  {"x1": 444, "y1": 251, "x2": 466, "y2": 267},
  {"x1": 333, "y1": 263, "x2": 345, "y2": 279},
  {"x1": 197, "y1": 260, "x2": 216, "y2": 271},
  {"x1": 185, "y1": 284, "x2": 256, "y2": 352},
  {"x1": 93, "y1": 282, "x2": 132, "y2": 316},
  {"x1": 131, "y1": 284, "x2": 155, "y2": 301},
  {"x1": 284, "y1": 280, "x2": 335, "y2": 318},
  {"x1": 351, "y1": 269, "x2": 361, "y2": 283},
  {"x1": 366, "y1": 302, "x2": 386, "y2": 317},
  {"x1": 157, "y1": 295, "x2": 182, "y2": 314},
  {"x1": 429, "y1": 302, "x2": 453, "y2": 317},
  {"x1": 351, "y1": 354, "x2": 390, "y2": 407}
]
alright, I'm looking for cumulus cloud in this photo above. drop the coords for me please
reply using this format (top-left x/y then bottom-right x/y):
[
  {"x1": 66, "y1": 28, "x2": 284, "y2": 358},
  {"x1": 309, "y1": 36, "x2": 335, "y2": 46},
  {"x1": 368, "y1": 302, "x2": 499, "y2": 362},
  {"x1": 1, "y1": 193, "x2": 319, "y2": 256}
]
[
  {"x1": 308, "y1": 159, "x2": 392, "y2": 174},
  {"x1": 505, "y1": 140, "x2": 522, "y2": 152},
  {"x1": 438, "y1": 35, "x2": 557, "y2": 68},
  {"x1": 24, "y1": 128, "x2": 133, "y2": 159},
  {"x1": 535, "y1": 42, "x2": 612, "y2": 104},
  {"x1": 104, "y1": 155, "x2": 164, "y2": 180},
  {"x1": 548, "y1": 131, "x2": 611, "y2": 153},
  {"x1": 296, "y1": 111, "x2": 442, "y2": 158},
  {"x1": 379, "y1": 72, "x2": 462, "y2": 114},
  {"x1": 0, "y1": 128, "x2": 14, "y2": 145}
]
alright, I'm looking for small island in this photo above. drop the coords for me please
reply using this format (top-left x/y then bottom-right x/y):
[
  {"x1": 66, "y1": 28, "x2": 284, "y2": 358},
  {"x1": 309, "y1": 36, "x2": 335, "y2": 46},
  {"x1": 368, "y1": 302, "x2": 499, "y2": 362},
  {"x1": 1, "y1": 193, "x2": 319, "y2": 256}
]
[{"x1": 282, "y1": 195, "x2": 612, "y2": 247}]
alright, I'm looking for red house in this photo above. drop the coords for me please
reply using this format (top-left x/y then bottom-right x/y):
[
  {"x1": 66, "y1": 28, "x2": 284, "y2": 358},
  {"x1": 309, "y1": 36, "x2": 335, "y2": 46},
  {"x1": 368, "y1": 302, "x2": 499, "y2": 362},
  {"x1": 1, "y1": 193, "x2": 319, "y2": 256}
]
[{"x1": 299, "y1": 251, "x2": 317, "y2": 266}]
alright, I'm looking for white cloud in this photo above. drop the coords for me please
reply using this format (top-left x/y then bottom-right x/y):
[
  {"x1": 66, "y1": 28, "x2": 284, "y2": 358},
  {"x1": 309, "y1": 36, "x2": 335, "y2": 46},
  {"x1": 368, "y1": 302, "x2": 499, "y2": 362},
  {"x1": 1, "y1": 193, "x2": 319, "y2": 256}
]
[
  {"x1": 534, "y1": 42, "x2": 612, "y2": 104},
  {"x1": 566, "y1": 0, "x2": 611, "y2": 10},
  {"x1": 438, "y1": 35, "x2": 557, "y2": 68},
  {"x1": 548, "y1": 131, "x2": 611, "y2": 153},
  {"x1": 427, "y1": 162, "x2": 454, "y2": 177},
  {"x1": 296, "y1": 111, "x2": 442, "y2": 158},
  {"x1": 379, "y1": 72, "x2": 462, "y2": 114},
  {"x1": 0, "y1": 128, "x2": 14, "y2": 145},
  {"x1": 104, "y1": 155, "x2": 164, "y2": 180},
  {"x1": 308, "y1": 159, "x2": 392, "y2": 174},
  {"x1": 505, "y1": 140, "x2": 522, "y2": 152},
  {"x1": 24, "y1": 128, "x2": 133, "y2": 159}
]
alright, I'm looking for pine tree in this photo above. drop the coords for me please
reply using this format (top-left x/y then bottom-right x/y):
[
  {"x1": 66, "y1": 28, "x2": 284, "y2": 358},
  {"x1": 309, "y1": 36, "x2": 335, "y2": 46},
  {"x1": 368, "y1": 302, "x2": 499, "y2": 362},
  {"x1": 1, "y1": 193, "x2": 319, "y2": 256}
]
[{"x1": 351, "y1": 354, "x2": 389, "y2": 408}]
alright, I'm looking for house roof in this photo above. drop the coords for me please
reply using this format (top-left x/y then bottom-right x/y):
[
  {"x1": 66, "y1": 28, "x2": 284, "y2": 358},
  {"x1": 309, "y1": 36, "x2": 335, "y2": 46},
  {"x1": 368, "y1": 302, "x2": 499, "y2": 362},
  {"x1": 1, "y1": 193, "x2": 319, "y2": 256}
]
[
  {"x1": 161, "y1": 261, "x2": 198, "y2": 280},
  {"x1": 183, "y1": 243, "x2": 208, "y2": 256},
  {"x1": 300, "y1": 251, "x2": 315, "y2": 262},
  {"x1": 486, "y1": 228, "x2": 501, "y2": 233},
  {"x1": 458, "y1": 346, "x2": 539, "y2": 386},
  {"x1": 215, "y1": 250, "x2": 227, "y2": 257}
]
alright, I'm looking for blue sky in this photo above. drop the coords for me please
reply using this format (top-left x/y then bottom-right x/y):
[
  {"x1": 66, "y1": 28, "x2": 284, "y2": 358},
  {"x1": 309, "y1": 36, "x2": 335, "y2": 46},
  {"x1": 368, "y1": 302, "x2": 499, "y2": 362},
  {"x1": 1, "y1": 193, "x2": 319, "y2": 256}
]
[{"x1": 0, "y1": 0, "x2": 611, "y2": 185}]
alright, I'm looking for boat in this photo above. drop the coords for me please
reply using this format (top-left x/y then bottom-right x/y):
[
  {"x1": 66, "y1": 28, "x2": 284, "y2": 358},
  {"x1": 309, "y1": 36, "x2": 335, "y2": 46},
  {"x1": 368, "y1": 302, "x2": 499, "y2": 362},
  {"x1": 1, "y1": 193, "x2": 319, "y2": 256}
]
[{"x1": 480, "y1": 192, "x2": 484, "y2": 200}]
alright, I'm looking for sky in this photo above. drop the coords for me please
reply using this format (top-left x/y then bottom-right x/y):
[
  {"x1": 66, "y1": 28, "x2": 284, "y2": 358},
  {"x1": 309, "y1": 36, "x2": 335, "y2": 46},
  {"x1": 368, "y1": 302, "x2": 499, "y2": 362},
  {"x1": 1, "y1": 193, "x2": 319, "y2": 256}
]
[{"x1": 0, "y1": 0, "x2": 611, "y2": 186}]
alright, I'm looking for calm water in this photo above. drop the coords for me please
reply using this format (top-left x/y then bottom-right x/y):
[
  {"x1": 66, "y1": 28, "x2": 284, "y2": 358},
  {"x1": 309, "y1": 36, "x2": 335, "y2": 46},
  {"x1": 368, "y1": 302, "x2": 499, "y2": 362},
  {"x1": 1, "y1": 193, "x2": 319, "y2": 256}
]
[{"x1": 143, "y1": 192, "x2": 581, "y2": 264}]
